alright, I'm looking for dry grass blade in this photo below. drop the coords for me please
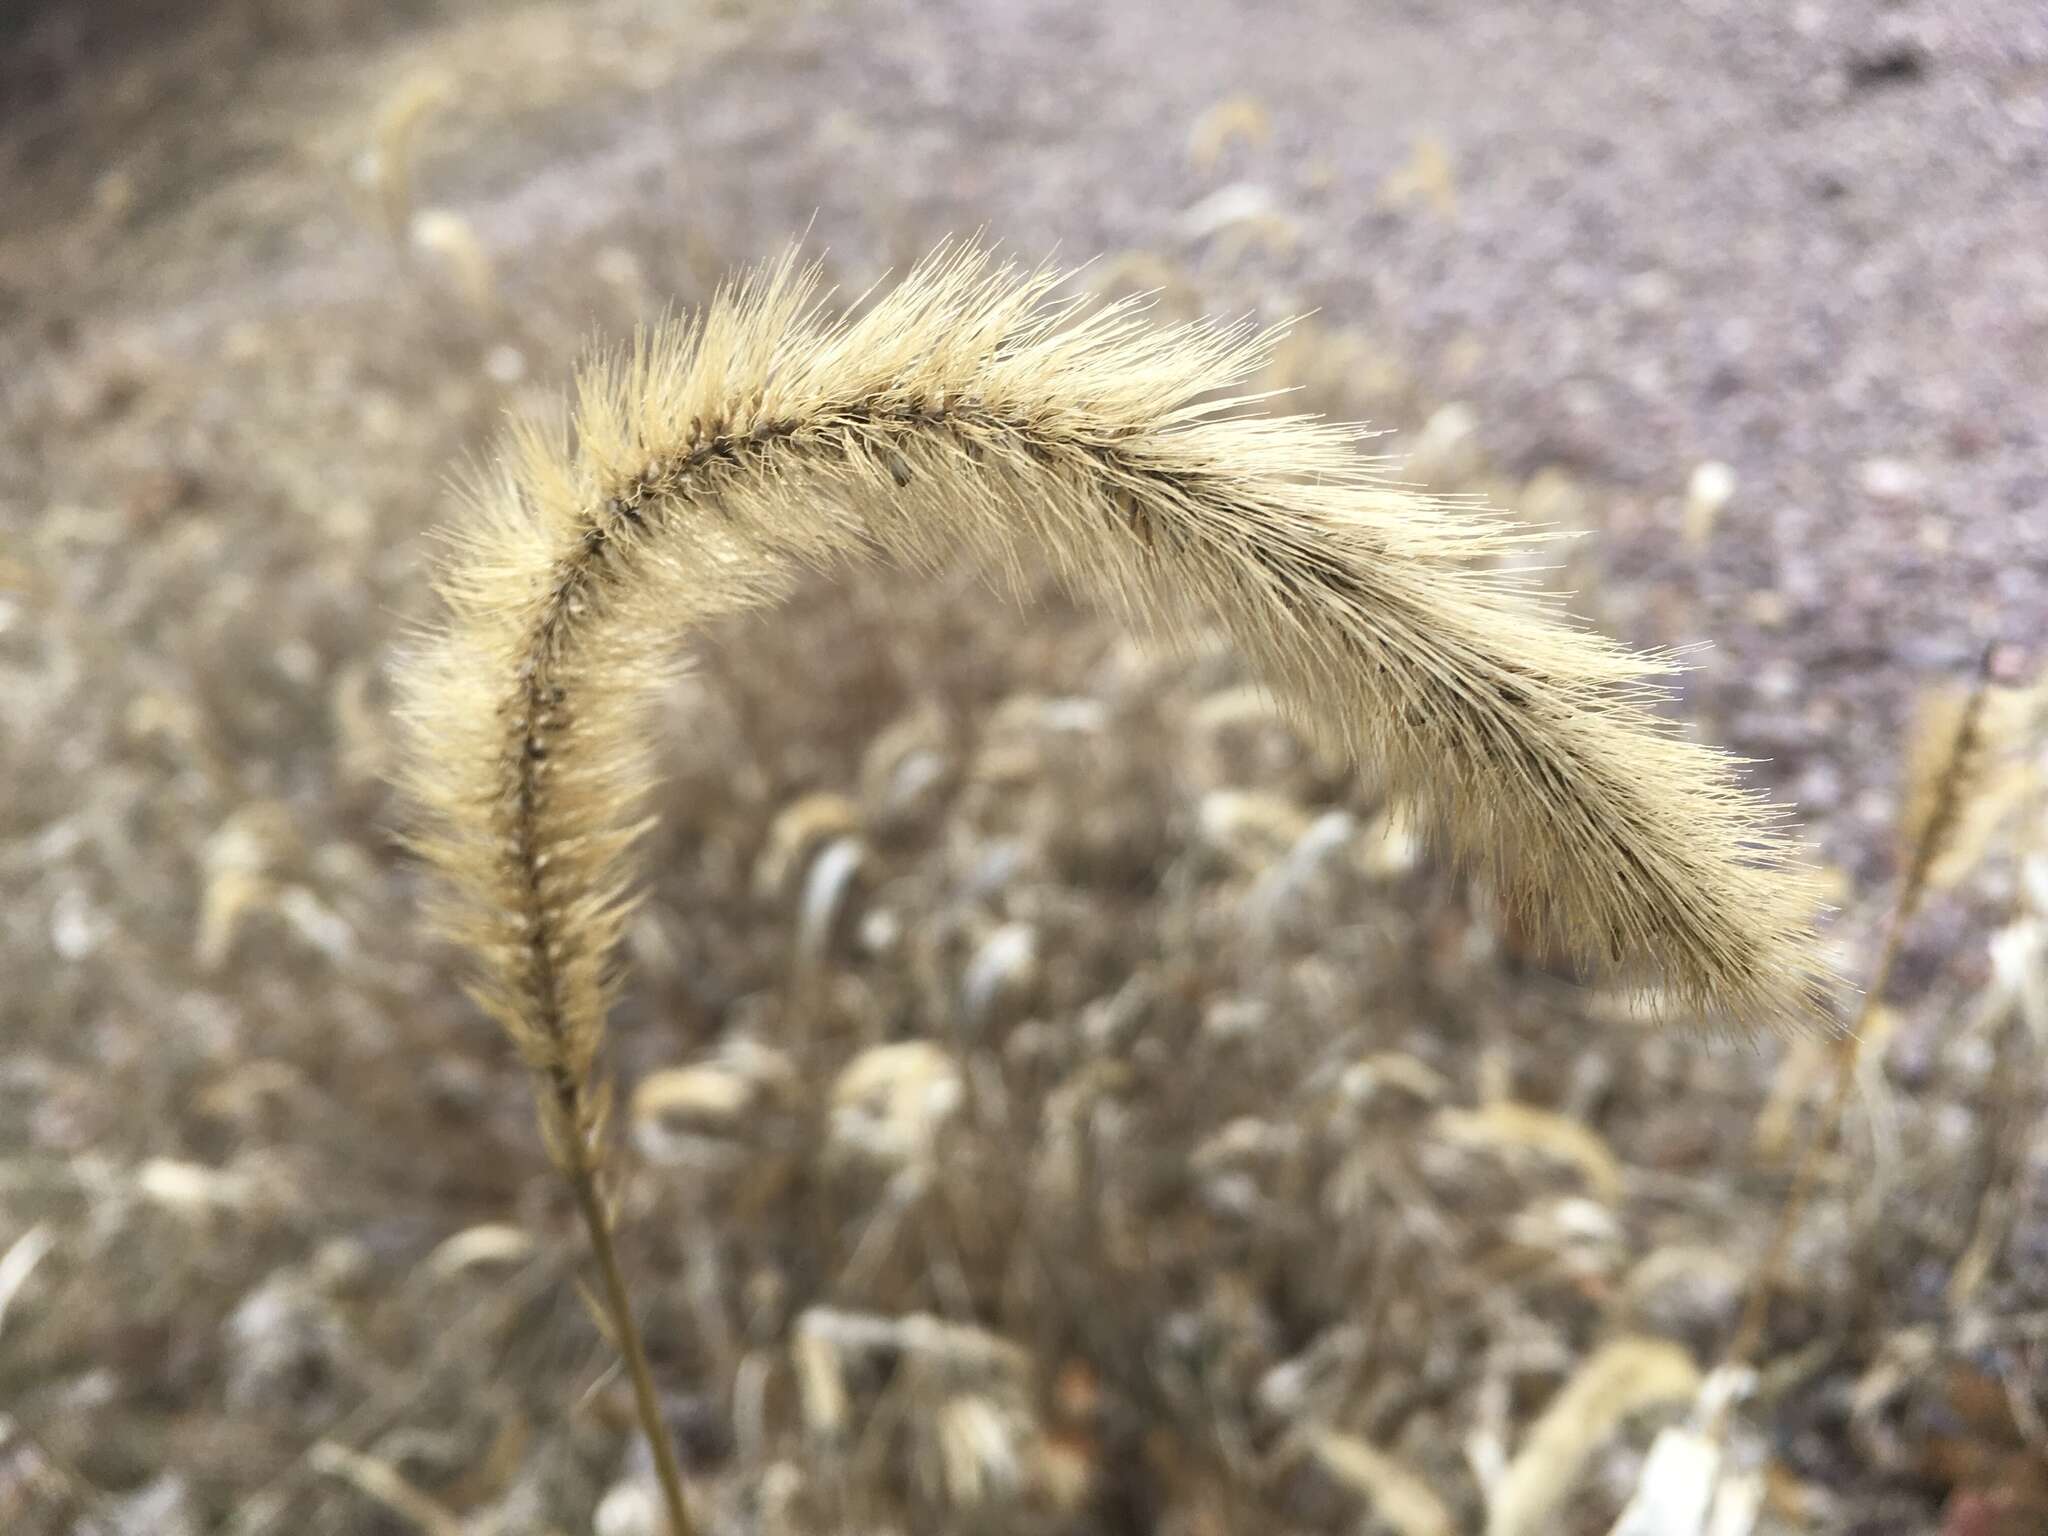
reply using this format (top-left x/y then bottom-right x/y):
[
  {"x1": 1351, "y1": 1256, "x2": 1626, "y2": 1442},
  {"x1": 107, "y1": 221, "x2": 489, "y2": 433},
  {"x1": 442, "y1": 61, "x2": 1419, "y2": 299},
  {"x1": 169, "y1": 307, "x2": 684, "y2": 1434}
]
[
  {"x1": 0, "y1": 1226, "x2": 55, "y2": 1341},
  {"x1": 308, "y1": 1441, "x2": 464, "y2": 1536},
  {"x1": 1728, "y1": 650, "x2": 2009, "y2": 1373},
  {"x1": 1486, "y1": 1337, "x2": 1702, "y2": 1536},
  {"x1": 393, "y1": 242, "x2": 1841, "y2": 1534}
]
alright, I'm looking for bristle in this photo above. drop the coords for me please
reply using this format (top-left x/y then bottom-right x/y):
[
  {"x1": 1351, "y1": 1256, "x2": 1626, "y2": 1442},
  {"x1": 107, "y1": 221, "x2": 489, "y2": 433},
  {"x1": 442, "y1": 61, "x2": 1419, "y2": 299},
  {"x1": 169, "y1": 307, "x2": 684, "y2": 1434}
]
[{"x1": 396, "y1": 241, "x2": 1839, "y2": 1117}]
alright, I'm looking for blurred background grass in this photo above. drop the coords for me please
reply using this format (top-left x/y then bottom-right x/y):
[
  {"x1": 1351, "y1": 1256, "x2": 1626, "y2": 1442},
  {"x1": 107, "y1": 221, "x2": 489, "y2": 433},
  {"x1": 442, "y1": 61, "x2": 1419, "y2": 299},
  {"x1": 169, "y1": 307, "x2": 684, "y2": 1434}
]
[{"x1": 3, "y1": 3, "x2": 2046, "y2": 1533}]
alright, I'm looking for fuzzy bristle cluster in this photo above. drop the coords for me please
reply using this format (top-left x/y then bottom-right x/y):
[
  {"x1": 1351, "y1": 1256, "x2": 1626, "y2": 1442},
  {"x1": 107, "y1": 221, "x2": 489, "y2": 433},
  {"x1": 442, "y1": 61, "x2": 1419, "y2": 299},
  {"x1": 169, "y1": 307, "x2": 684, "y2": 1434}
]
[{"x1": 397, "y1": 244, "x2": 1836, "y2": 1150}]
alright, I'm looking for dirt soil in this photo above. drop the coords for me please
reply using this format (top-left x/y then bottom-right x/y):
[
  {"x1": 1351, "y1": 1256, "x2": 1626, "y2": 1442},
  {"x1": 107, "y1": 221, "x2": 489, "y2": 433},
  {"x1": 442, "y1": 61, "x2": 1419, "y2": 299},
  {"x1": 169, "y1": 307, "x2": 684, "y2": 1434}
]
[{"x1": 3, "y1": 2, "x2": 2046, "y2": 1534}]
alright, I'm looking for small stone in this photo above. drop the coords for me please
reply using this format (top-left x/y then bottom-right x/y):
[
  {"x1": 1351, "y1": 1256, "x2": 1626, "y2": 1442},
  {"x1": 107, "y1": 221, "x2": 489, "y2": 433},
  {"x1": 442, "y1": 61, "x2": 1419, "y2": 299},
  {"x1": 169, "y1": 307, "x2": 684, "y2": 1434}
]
[
  {"x1": 1857, "y1": 457, "x2": 1925, "y2": 504},
  {"x1": 1623, "y1": 269, "x2": 1676, "y2": 315},
  {"x1": 1682, "y1": 461, "x2": 1735, "y2": 552},
  {"x1": 1755, "y1": 658, "x2": 1801, "y2": 702},
  {"x1": 1742, "y1": 589, "x2": 1788, "y2": 628}
]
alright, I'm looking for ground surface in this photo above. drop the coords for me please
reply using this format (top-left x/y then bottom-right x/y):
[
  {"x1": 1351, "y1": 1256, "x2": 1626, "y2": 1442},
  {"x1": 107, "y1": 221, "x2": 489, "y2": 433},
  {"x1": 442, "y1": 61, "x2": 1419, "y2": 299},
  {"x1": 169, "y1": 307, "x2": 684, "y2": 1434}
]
[{"x1": 2, "y1": 2, "x2": 2046, "y2": 1534}]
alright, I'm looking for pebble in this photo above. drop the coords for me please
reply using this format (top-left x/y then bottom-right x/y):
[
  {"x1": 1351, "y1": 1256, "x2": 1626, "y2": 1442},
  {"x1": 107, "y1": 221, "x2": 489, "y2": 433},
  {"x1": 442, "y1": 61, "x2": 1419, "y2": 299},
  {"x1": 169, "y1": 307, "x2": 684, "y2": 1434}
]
[
  {"x1": 1857, "y1": 457, "x2": 1926, "y2": 504},
  {"x1": 1682, "y1": 461, "x2": 1735, "y2": 552}
]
